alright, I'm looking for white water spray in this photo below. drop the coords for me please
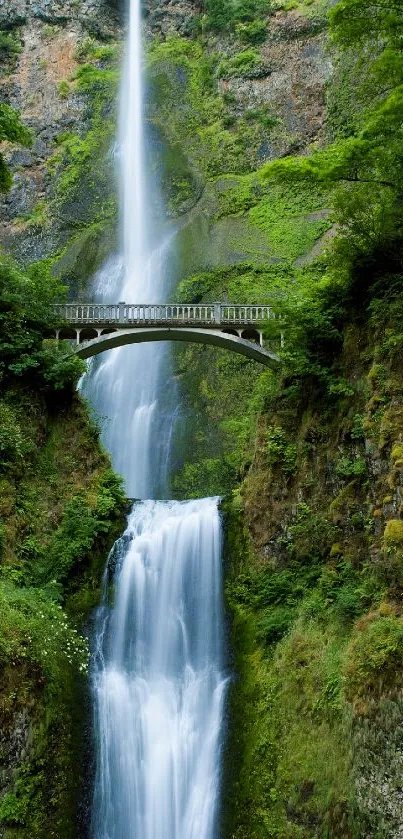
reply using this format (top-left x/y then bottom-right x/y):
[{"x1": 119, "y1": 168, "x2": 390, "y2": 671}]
[{"x1": 92, "y1": 499, "x2": 227, "y2": 839}]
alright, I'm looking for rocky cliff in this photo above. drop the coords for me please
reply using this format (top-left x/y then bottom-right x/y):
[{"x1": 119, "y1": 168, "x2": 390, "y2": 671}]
[{"x1": 0, "y1": 0, "x2": 332, "y2": 279}]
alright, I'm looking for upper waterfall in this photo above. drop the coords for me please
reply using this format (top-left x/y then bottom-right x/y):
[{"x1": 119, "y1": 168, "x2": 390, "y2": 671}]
[
  {"x1": 119, "y1": 0, "x2": 146, "y2": 297},
  {"x1": 80, "y1": 0, "x2": 178, "y2": 500}
]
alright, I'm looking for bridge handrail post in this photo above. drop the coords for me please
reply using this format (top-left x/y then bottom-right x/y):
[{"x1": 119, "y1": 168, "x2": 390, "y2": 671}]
[
  {"x1": 214, "y1": 302, "x2": 222, "y2": 325},
  {"x1": 118, "y1": 301, "x2": 125, "y2": 322}
]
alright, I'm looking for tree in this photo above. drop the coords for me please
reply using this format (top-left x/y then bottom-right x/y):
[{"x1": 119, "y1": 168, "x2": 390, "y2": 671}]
[{"x1": 0, "y1": 256, "x2": 84, "y2": 391}]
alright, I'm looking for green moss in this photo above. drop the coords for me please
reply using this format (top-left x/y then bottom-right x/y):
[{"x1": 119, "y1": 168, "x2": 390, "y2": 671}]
[
  {"x1": 391, "y1": 443, "x2": 403, "y2": 461},
  {"x1": 46, "y1": 54, "x2": 119, "y2": 252},
  {"x1": 57, "y1": 80, "x2": 70, "y2": 99},
  {"x1": 53, "y1": 220, "x2": 117, "y2": 294},
  {"x1": 222, "y1": 502, "x2": 354, "y2": 837},
  {"x1": 16, "y1": 200, "x2": 50, "y2": 230},
  {"x1": 206, "y1": 174, "x2": 332, "y2": 261},
  {"x1": 146, "y1": 35, "x2": 284, "y2": 182},
  {"x1": 383, "y1": 518, "x2": 403, "y2": 547},
  {"x1": 344, "y1": 612, "x2": 403, "y2": 700},
  {"x1": 217, "y1": 49, "x2": 260, "y2": 79}
]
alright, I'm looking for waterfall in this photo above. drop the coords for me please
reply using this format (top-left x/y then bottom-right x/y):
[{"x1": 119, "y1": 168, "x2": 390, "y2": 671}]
[
  {"x1": 80, "y1": 0, "x2": 177, "y2": 500},
  {"x1": 85, "y1": 0, "x2": 228, "y2": 836},
  {"x1": 91, "y1": 499, "x2": 227, "y2": 839}
]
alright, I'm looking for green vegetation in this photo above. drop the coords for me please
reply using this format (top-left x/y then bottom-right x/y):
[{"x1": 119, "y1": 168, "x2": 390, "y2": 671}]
[
  {"x1": 217, "y1": 48, "x2": 260, "y2": 78},
  {"x1": 263, "y1": 0, "x2": 403, "y2": 284},
  {"x1": 0, "y1": 255, "x2": 83, "y2": 391},
  {"x1": 147, "y1": 35, "x2": 288, "y2": 187},
  {"x1": 0, "y1": 29, "x2": 22, "y2": 73},
  {"x1": 0, "y1": 255, "x2": 126, "y2": 835},
  {"x1": 46, "y1": 48, "x2": 120, "y2": 288},
  {"x1": 165, "y1": 0, "x2": 403, "y2": 835},
  {"x1": 201, "y1": 0, "x2": 271, "y2": 33},
  {"x1": 57, "y1": 79, "x2": 71, "y2": 99},
  {"x1": 0, "y1": 105, "x2": 31, "y2": 192}
]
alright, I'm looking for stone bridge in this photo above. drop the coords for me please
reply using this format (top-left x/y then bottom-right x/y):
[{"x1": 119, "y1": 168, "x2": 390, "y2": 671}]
[{"x1": 53, "y1": 302, "x2": 280, "y2": 368}]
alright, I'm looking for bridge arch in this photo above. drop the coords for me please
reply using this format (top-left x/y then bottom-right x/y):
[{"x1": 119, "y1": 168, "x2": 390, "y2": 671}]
[
  {"x1": 79, "y1": 327, "x2": 99, "y2": 343},
  {"x1": 58, "y1": 327, "x2": 78, "y2": 342},
  {"x1": 67, "y1": 327, "x2": 279, "y2": 368},
  {"x1": 240, "y1": 327, "x2": 261, "y2": 345}
]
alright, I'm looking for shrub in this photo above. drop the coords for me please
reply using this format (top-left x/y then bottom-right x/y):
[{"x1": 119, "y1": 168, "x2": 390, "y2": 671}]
[
  {"x1": 335, "y1": 456, "x2": 367, "y2": 478},
  {"x1": 0, "y1": 255, "x2": 82, "y2": 393},
  {"x1": 0, "y1": 403, "x2": 33, "y2": 471},
  {"x1": 257, "y1": 604, "x2": 294, "y2": 644},
  {"x1": 235, "y1": 20, "x2": 267, "y2": 44},
  {"x1": 344, "y1": 613, "x2": 403, "y2": 699},
  {"x1": 265, "y1": 425, "x2": 298, "y2": 475},
  {"x1": 57, "y1": 80, "x2": 70, "y2": 99},
  {"x1": 383, "y1": 519, "x2": 403, "y2": 547},
  {"x1": 0, "y1": 103, "x2": 32, "y2": 191},
  {"x1": 218, "y1": 49, "x2": 259, "y2": 79},
  {"x1": 0, "y1": 31, "x2": 21, "y2": 63}
]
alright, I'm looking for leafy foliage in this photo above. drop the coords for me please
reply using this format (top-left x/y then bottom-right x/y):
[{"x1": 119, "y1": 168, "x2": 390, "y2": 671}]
[
  {"x1": 201, "y1": 0, "x2": 271, "y2": 33},
  {"x1": 263, "y1": 0, "x2": 403, "y2": 283},
  {"x1": 0, "y1": 29, "x2": 22, "y2": 66},
  {"x1": 0, "y1": 255, "x2": 84, "y2": 392},
  {"x1": 0, "y1": 103, "x2": 31, "y2": 191},
  {"x1": 0, "y1": 247, "x2": 126, "y2": 832}
]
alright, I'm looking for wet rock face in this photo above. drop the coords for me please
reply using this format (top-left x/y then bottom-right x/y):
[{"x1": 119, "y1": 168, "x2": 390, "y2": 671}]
[
  {"x1": 0, "y1": 0, "x2": 121, "y2": 263},
  {"x1": 0, "y1": 0, "x2": 332, "y2": 265},
  {"x1": 0, "y1": 0, "x2": 27, "y2": 29},
  {"x1": 144, "y1": 0, "x2": 331, "y2": 151},
  {"x1": 0, "y1": 0, "x2": 122, "y2": 29},
  {"x1": 144, "y1": 0, "x2": 200, "y2": 36},
  {"x1": 0, "y1": 709, "x2": 31, "y2": 789},
  {"x1": 230, "y1": 14, "x2": 331, "y2": 151}
]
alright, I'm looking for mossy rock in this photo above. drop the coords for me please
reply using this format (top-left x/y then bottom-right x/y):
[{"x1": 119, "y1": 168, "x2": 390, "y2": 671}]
[
  {"x1": 383, "y1": 519, "x2": 403, "y2": 547},
  {"x1": 54, "y1": 221, "x2": 118, "y2": 295},
  {"x1": 391, "y1": 443, "x2": 403, "y2": 462}
]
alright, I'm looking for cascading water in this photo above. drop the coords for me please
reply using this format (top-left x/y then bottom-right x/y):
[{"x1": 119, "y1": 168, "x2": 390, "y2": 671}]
[
  {"x1": 92, "y1": 499, "x2": 227, "y2": 838},
  {"x1": 80, "y1": 0, "x2": 177, "y2": 500},
  {"x1": 85, "y1": 0, "x2": 228, "y2": 835}
]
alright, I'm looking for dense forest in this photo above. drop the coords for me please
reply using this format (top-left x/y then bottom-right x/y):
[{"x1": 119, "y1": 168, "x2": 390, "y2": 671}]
[{"x1": 0, "y1": 0, "x2": 402, "y2": 835}]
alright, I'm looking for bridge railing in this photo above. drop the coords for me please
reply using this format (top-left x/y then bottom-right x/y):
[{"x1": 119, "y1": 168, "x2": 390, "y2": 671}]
[{"x1": 53, "y1": 303, "x2": 275, "y2": 325}]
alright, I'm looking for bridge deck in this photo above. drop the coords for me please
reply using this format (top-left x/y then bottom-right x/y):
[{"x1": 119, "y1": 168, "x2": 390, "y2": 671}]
[{"x1": 53, "y1": 302, "x2": 275, "y2": 327}]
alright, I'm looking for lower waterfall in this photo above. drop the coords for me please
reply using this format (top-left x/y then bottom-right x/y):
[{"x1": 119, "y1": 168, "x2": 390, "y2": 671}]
[{"x1": 91, "y1": 497, "x2": 227, "y2": 839}]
